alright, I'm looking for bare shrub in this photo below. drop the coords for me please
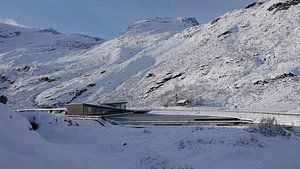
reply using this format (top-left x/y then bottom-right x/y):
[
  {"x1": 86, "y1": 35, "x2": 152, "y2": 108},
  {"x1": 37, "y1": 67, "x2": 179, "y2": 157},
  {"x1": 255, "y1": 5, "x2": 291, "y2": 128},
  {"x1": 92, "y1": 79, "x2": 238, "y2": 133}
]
[
  {"x1": 248, "y1": 117, "x2": 294, "y2": 138},
  {"x1": 140, "y1": 156, "x2": 168, "y2": 169},
  {"x1": 177, "y1": 138, "x2": 213, "y2": 150},
  {"x1": 234, "y1": 135, "x2": 263, "y2": 147},
  {"x1": 142, "y1": 129, "x2": 151, "y2": 134},
  {"x1": 140, "y1": 156, "x2": 194, "y2": 169},
  {"x1": 175, "y1": 164, "x2": 194, "y2": 169}
]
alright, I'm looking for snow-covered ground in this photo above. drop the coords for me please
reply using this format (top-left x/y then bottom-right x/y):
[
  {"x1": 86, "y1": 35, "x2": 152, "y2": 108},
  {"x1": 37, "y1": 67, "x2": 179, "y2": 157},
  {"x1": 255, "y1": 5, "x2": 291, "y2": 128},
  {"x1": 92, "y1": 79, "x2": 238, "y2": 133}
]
[
  {"x1": 1, "y1": 1, "x2": 300, "y2": 168},
  {"x1": 1, "y1": 104, "x2": 300, "y2": 169}
]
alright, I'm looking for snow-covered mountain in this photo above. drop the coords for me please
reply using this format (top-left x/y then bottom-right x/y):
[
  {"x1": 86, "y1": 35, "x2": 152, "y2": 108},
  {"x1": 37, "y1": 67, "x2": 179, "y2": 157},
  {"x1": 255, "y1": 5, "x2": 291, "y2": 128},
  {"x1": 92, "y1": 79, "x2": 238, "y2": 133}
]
[
  {"x1": 0, "y1": 17, "x2": 198, "y2": 108},
  {"x1": 0, "y1": 0, "x2": 299, "y2": 112},
  {"x1": 0, "y1": 23, "x2": 106, "y2": 107}
]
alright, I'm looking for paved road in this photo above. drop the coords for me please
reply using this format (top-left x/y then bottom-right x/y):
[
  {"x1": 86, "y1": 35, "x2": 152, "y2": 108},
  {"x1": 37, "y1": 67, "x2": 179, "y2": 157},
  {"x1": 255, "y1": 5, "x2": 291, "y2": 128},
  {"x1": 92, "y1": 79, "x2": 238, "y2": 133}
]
[{"x1": 105, "y1": 113, "x2": 251, "y2": 126}]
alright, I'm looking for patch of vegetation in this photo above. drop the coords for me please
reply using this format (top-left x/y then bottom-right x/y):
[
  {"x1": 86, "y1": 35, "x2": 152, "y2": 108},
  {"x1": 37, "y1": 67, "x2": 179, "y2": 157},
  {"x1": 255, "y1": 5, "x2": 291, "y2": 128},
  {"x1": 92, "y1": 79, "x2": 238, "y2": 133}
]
[
  {"x1": 29, "y1": 121, "x2": 39, "y2": 131},
  {"x1": 64, "y1": 119, "x2": 79, "y2": 126},
  {"x1": 247, "y1": 117, "x2": 294, "y2": 138},
  {"x1": 29, "y1": 116, "x2": 38, "y2": 131},
  {"x1": 177, "y1": 138, "x2": 213, "y2": 150},
  {"x1": 140, "y1": 156, "x2": 168, "y2": 169},
  {"x1": 234, "y1": 135, "x2": 263, "y2": 147}
]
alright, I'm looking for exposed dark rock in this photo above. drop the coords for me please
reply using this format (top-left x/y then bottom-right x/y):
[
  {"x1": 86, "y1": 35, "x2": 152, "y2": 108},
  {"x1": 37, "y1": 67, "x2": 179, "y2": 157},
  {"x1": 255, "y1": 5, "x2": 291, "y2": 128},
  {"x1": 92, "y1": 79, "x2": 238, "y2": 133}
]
[
  {"x1": 178, "y1": 17, "x2": 199, "y2": 26},
  {"x1": 0, "y1": 75, "x2": 7, "y2": 82},
  {"x1": 87, "y1": 83, "x2": 96, "y2": 87},
  {"x1": 74, "y1": 88, "x2": 87, "y2": 97},
  {"x1": 147, "y1": 72, "x2": 184, "y2": 94},
  {"x1": 39, "y1": 77, "x2": 56, "y2": 82},
  {"x1": 267, "y1": 0, "x2": 300, "y2": 13},
  {"x1": 244, "y1": 2, "x2": 264, "y2": 9},
  {"x1": 0, "y1": 95, "x2": 8, "y2": 104},
  {"x1": 173, "y1": 72, "x2": 184, "y2": 78},
  {"x1": 254, "y1": 80, "x2": 269, "y2": 85},
  {"x1": 38, "y1": 28, "x2": 61, "y2": 35},
  {"x1": 101, "y1": 70, "x2": 106, "y2": 74},
  {"x1": 254, "y1": 72, "x2": 297, "y2": 85},
  {"x1": 67, "y1": 88, "x2": 88, "y2": 103},
  {"x1": 275, "y1": 72, "x2": 296, "y2": 79},
  {"x1": 217, "y1": 30, "x2": 231, "y2": 38},
  {"x1": 40, "y1": 48, "x2": 56, "y2": 52},
  {"x1": 146, "y1": 73, "x2": 155, "y2": 78},
  {"x1": 14, "y1": 31, "x2": 21, "y2": 36},
  {"x1": 146, "y1": 84, "x2": 163, "y2": 94},
  {"x1": 50, "y1": 39, "x2": 100, "y2": 50},
  {"x1": 211, "y1": 17, "x2": 220, "y2": 24},
  {"x1": 0, "y1": 30, "x2": 21, "y2": 38},
  {"x1": 163, "y1": 75, "x2": 173, "y2": 81},
  {"x1": 16, "y1": 66, "x2": 31, "y2": 72},
  {"x1": 72, "y1": 33, "x2": 105, "y2": 42}
]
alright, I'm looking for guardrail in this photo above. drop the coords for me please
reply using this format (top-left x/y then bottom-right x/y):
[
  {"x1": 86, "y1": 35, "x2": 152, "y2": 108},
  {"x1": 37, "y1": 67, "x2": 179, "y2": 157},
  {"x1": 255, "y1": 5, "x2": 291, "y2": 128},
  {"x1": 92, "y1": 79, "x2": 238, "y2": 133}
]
[
  {"x1": 150, "y1": 107, "x2": 300, "y2": 116},
  {"x1": 146, "y1": 107, "x2": 300, "y2": 126}
]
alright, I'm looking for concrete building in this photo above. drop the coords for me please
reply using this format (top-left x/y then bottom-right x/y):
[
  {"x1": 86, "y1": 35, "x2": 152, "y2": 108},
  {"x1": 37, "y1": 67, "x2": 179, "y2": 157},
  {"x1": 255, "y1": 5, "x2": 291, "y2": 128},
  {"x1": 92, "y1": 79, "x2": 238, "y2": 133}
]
[
  {"x1": 100, "y1": 102, "x2": 127, "y2": 109},
  {"x1": 65, "y1": 102, "x2": 129, "y2": 115}
]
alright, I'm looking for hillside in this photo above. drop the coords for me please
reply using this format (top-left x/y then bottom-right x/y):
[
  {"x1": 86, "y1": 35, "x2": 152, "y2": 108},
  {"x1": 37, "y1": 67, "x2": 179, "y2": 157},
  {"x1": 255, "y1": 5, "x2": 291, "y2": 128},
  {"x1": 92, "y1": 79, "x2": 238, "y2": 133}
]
[
  {"x1": 0, "y1": 17, "x2": 198, "y2": 108},
  {"x1": 0, "y1": 0, "x2": 299, "y2": 112},
  {"x1": 104, "y1": 0, "x2": 300, "y2": 111},
  {"x1": 101, "y1": 0, "x2": 300, "y2": 111},
  {"x1": 0, "y1": 23, "x2": 105, "y2": 108}
]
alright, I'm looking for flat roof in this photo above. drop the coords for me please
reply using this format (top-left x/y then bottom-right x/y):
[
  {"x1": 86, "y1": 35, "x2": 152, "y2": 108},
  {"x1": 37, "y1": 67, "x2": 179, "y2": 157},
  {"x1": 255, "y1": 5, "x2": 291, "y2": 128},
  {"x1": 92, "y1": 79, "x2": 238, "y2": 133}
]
[
  {"x1": 66, "y1": 103, "x2": 114, "y2": 109},
  {"x1": 65, "y1": 103, "x2": 131, "y2": 112},
  {"x1": 100, "y1": 102, "x2": 128, "y2": 104}
]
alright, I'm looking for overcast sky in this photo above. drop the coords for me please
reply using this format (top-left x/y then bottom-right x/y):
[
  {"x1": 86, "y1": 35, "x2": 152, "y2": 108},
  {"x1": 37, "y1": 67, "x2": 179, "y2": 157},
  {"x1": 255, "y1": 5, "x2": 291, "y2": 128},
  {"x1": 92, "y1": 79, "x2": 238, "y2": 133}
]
[{"x1": 0, "y1": 0, "x2": 256, "y2": 38}]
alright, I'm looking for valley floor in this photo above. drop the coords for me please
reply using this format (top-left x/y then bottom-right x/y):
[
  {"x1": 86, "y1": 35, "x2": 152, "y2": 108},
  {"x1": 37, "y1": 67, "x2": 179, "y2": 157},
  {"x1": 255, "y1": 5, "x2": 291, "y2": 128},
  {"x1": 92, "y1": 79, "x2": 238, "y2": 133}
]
[{"x1": 1, "y1": 106, "x2": 300, "y2": 169}]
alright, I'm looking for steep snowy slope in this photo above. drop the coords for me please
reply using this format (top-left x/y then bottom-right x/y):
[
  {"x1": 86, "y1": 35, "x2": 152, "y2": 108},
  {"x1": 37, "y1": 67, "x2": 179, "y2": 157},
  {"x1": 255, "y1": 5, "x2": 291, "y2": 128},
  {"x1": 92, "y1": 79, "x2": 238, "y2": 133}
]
[
  {"x1": 101, "y1": 0, "x2": 300, "y2": 111},
  {"x1": 0, "y1": 17, "x2": 198, "y2": 108},
  {"x1": 0, "y1": 0, "x2": 299, "y2": 112},
  {"x1": 0, "y1": 23, "x2": 106, "y2": 107}
]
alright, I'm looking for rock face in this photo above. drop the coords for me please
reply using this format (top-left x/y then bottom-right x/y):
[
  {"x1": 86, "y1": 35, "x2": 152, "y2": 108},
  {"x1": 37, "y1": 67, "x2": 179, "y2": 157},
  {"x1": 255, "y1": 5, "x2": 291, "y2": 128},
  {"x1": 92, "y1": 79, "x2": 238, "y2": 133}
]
[
  {"x1": 0, "y1": 95, "x2": 8, "y2": 104},
  {"x1": 267, "y1": 0, "x2": 300, "y2": 13},
  {"x1": 0, "y1": 0, "x2": 299, "y2": 112}
]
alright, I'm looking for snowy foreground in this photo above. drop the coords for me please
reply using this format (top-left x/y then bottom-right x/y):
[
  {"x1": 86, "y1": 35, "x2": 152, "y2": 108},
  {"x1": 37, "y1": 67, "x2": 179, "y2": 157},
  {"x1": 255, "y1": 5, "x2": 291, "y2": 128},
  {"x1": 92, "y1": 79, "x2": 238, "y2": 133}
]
[{"x1": 1, "y1": 104, "x2": 300, "y2": 169}]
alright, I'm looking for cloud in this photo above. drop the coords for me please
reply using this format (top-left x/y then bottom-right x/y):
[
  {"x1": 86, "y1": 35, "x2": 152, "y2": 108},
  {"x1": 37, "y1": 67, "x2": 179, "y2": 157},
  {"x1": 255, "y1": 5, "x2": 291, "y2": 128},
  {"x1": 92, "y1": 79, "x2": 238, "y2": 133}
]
[{"x1": 0, "y1": 18, "x2": 27, "y2": 27}]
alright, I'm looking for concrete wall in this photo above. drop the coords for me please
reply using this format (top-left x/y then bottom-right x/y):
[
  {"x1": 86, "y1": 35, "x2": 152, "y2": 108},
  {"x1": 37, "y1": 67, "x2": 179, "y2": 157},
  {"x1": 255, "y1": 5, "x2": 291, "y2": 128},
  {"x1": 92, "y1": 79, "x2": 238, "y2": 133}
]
[
  {"x1": 66, "y1": 103, "x2": 130, "y2": 115},
  {"x1": 65, "y1": 104, "x2": 84, "y2": 115}
]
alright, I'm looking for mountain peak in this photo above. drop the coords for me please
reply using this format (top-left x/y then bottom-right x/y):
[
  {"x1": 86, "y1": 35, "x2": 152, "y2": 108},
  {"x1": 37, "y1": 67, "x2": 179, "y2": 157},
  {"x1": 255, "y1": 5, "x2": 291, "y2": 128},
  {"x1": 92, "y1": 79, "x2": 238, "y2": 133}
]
[{"x1": 124, "y1": 17, "x2": 199, "y2": 35}]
